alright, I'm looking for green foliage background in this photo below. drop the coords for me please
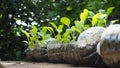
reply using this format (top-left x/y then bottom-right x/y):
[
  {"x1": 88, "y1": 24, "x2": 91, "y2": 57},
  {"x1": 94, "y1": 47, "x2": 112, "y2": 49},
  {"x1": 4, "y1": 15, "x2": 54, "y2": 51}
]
[{"x1": 0, "y1": 0, "x2": 120, "y2": 60}]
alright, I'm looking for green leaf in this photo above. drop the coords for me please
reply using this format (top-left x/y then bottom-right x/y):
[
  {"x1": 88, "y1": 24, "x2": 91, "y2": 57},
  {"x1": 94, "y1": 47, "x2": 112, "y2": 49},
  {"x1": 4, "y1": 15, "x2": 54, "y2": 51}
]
[
  {"x1": 107, "y1": 7, "x2": 115, "y2": 16},
  {"x1": 31, "y1": 25, "x2": 38, "y2": 33},
  {"x1": 62, "y1": 30, "x2": 70, "y2": 43},
  {"x1": 57, "y1": 25, "x2": 64, "y2": 33},
  {"x1": 41, "y1": 26, "x2": 47, "y2": 33},
  {"x1": 98, "y1": 9, "x2": 105, "y2": 13},
  {"x1": 92, "y1": 13, "x2": 102, "y2": 26},
  {"x1": 56, "y1": 34, "x2": 61, "y2": 41},
  {"x1": 88, "y1": 11, "x2": 95, "y2": 18},
  {"x1": 66, "y1": 6, "x2": 72, "y2": 11},
  {"x1": 71, "y1": 26, "x2": 81, "y2": 33},
  {"x1": 43, "y1": 26, "x2": 54, "y2": 35},
  {"x1": 50, "y1": 22, "x2": 57, "y2": 29},
  {"x1": 0, "y1": 14, "x2": 2, "y2": 19},
  {"x1": 110, "y1": 19, "x2": 119, "y2": 25},
  {"x1": 24, "y1": 31, "x2": 30, "y2": 38},
  {"x1": 80, "y1": 9, "x2": 89, "y2": 23},
  {"x1": 63, "y1": 30, "x2": 70, "y2": 38},
  {"x1": 74, "y1": 21, "x2": 82, "y2": 29},
  {"x1": 0, "y1": 29, "x2": 3, "y2": 32},
  {"x1": 84, "y1": 24, "x2": 90, "y2": 30},
  {"x1": 60, "y1": 17, "x2": 70, "y2": 27}
]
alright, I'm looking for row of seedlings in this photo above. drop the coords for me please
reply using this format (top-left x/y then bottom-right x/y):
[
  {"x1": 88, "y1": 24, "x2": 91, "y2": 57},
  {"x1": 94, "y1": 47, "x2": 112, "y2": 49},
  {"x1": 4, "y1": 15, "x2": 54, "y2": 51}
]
[{"x1": 24, "y1": 7, "x2": 116, "y2": 67}]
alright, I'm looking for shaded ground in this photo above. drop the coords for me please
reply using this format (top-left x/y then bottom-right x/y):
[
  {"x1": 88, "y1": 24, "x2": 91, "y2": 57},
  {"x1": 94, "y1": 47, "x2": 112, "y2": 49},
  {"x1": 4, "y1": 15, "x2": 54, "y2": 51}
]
[{"x1": 1, "y1": 61, "x2": 92, "y2": 68}]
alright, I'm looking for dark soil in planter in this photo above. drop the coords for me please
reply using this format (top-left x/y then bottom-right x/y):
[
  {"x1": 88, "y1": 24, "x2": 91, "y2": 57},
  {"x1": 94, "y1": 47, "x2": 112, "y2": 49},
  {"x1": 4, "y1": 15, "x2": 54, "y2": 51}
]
[{"x1": 47, "y1": 42, "x2": 65, "y2": 63}]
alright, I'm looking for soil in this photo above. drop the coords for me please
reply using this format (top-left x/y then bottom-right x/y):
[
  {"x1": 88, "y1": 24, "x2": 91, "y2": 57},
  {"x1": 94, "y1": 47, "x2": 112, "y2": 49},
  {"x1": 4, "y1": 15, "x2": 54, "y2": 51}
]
[{"x1": 1, "y1": 61, "x2": 92, "y2": 68}]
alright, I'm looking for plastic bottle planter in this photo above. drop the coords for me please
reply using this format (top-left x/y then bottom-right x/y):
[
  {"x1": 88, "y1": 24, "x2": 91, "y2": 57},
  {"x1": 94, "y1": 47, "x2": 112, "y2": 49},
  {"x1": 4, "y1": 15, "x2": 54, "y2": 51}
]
[
  {"x1": 26, "y1": 45, "x2": 48, "y2": 62},
  {"x1": 77, "y1": 27, "x2": 105, "y2": 67},
  {"x1": 47, "y1": 42, "x2": 80, "y2": 64},
  {"x1": 47, "y1": 27, "x2": 105, "y2": 67},
  {"x1": 47, "y1": 41, "x2": 64, "y2": 63},
  {"x1": 97, "y1": 24, "x2": 120, "y2": 68}
]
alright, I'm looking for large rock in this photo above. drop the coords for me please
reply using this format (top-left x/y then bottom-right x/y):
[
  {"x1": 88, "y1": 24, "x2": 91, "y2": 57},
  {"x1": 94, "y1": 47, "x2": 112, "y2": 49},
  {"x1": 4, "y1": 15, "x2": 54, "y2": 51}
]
[{"x1": 97, "y1": 24, "x2": 120, "y2": 68}]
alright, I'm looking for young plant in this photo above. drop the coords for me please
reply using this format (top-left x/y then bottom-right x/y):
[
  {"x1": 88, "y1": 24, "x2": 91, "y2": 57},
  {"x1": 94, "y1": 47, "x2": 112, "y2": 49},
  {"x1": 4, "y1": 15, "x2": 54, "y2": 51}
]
[
  {"x1": 91, "y1": 7, "x2": 115, "y2": 26},
  {"x1": 49, "y1": 22, "x2": 64, "y2": 42},
  {"x1": 23, "y1": 25, "x2": 40, "y2": 48},
  {"x1": 49, "y1": 17, "x2": 72, "y2": 43},
  {"x1": 23, "y1": 25, "x2": 51, "y2": 48},
  {"x1": 60, "y1": 17, "x2": 71, "y2": 43}
]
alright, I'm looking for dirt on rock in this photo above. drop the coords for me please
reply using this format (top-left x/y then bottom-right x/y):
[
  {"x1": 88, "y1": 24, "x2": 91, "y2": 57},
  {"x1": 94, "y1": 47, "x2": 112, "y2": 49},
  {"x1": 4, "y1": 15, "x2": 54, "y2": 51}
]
[{"x1": 1, "y1": 61, "x2": 92, "y2": 68}]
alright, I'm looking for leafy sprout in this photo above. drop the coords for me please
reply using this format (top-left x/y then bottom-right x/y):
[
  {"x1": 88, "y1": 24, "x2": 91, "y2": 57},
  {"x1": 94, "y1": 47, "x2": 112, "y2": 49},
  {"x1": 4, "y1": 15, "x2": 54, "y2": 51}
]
[
  {"x1": 23, "y1": 25, "x2": 52, "y2": 48},
  {"x1": 60, "y1": 17, "x2": 71, "y2": 27},
  {"x1": 23, "y1": 7, "x2": 117, "y2": 47}
]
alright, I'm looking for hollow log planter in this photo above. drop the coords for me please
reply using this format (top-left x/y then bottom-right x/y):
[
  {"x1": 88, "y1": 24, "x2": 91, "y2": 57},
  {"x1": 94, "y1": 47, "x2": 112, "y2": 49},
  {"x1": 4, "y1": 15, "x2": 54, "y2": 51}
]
[
  {"x1": 47, "y1": 27, "x2": 105, "y2": 67},
  {"x1": 97, "y1": 24, "x2": 120, "y2": 68}
]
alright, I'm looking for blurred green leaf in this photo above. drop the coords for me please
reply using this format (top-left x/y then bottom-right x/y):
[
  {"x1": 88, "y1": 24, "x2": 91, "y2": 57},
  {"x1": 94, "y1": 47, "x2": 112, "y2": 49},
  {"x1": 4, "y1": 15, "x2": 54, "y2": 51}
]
[
  {"x1": 80, "y1": 9, "x2": 89, "y2": 23},
  {"x1": 31, "y1": 25, "x2": 38, "y2": 33},
  {"x1": 43, "y1": 26, "x2": 54, "y2": 35},
  {"x1": 50, "y1": 22, "x2": 57, "y2": 29},
  {"x1": 63, "y1": 30, "x2": 70, "y2": 38},
  {"x1": 60, "y1": 17, "x2": 70, "y2": 27},
  {"x1": 74, "y1": 21, "x2": 81, "y2": 29},
  {"x1": 0, "y1": 14, "x2": 2, "y2": 19},
  {"x1": 88, "y1": 11, "x2": 95, "y2": 18},
  {"x1": 66, "y1": 6, "x2": 72, "y2": 11},
  {"x1": 84, "y1": 24, "x2": 90, "y2": 30},
  {"x1": 41, "y1": 26, "x2": 47, "y2": 33},
  {"x1": 71, "y1": 26, "x2": 81, "y2": 33},
  {"x1": 62, "y1": 30, "x2": 70, "y2": 43},
  {"x1": 23, "y1": 31, "x2": 30, "y2": 38},
  {"x1": 110, "y1": 19, "x2": 119, "y2": 25},
  {"x1": 107, "y1": 7, "x2": 115, "y2": 16},
  {"x1": 58, "y1": 25, "x2": 64, "y2": 33},
  {"x1": 92, "y1": 13, "x2": 102, "y2": 26}
]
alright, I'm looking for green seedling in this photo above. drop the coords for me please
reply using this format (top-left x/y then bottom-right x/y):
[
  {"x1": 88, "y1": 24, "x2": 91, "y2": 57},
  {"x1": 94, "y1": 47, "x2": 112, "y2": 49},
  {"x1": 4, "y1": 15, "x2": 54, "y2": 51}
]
[
  {"x1": 23, "y1": 25, "x2": 51, "y2": 48},
  {"x1": 50, "y1": 22, "x2": 64, "y2": 42},
  {"x1": 91, "y1": 7, "x2": 115, "y2": 27}
]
